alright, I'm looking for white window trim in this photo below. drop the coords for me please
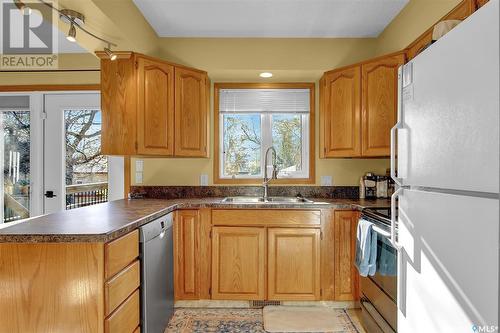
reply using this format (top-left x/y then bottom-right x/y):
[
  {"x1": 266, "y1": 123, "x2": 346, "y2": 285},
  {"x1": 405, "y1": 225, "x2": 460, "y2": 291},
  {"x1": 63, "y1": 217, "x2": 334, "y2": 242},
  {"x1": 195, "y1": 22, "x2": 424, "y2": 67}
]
[{"x1": 219, "y1": 112, "x2": 310, "y2": 180}]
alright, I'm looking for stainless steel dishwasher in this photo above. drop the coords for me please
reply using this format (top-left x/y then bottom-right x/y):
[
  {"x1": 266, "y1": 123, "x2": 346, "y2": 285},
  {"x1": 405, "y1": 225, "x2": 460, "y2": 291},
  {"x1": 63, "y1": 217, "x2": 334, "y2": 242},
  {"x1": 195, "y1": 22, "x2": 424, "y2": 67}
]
[{"x1": 139, "y1": 213, "x2": 174, "y2": 333}]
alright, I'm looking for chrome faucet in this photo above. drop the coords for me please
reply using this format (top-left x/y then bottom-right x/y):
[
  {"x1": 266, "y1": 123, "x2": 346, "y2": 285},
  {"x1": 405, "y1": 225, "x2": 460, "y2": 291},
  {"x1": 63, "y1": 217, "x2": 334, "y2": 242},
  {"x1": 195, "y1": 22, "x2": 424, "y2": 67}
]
[{"x1": 263, "y1": 146, "x2": 279, "y2": 201}]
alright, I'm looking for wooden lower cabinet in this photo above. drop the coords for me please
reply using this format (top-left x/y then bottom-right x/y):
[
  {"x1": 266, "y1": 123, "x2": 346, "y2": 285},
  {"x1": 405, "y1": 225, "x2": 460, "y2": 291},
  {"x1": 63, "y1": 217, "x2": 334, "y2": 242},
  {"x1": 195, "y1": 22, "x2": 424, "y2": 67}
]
[
  {"x1": 0, "y1": 230, "x2": 140, "y2": 333},
  {"x1": 174, "y1": 210, "x2": 200, "y2": 299},
  {"x1": 211, "y1": 226, "x2": 266, "y2": 300},
  {"x1": 267, "y1": 228, "x2": 321, "y2": 300},
  {"x1": 333, "y1": 211, "x2": 360, "y2": 301}
]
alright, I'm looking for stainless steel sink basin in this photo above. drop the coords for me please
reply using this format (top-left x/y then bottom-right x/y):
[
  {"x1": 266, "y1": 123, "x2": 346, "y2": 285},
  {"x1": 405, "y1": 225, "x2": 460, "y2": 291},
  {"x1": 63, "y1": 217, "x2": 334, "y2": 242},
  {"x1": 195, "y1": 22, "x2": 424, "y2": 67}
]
[{"x1": 221, "y1": 196, "x2": 315, "y2": 204}]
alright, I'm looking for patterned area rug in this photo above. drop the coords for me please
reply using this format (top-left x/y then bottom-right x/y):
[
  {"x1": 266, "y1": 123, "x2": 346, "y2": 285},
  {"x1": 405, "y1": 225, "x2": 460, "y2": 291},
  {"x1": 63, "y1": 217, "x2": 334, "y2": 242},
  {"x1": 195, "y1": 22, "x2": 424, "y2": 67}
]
[{"x1": 165, "y1": 308, "x2": 358, "y2": 333}]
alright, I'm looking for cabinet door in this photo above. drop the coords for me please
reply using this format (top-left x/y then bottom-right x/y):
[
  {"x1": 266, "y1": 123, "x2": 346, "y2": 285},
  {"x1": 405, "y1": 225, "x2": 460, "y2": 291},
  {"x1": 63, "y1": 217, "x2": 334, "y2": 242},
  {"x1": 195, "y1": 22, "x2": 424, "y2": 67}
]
[
  {"x1": 211, "y1": 227, "x2": 265, "y2": 300},
  {"x1": 321, "y1": 66, "x2": 361, "y2": 157},
  {"x1": 174, "y1": 210, "x2": 200, "y2": 300},
  {"x1": 100, "y1": 56, "x2": 137, "y2": 155},
  {"x1": 361, "y1": 53, "x2": 405, "y2": 157},
  {"x1": 333, "y1": 211, "x2": 359, "y2": 301},
  {"x1": 137, "y1": 57, "x2": 175, "y2": 156},
  {"x1": 268, "y1": 228, "x2": 321, "y2": 300},
  {"x1": 174, "y1": 68, "x2": 209, "y2": 157}
]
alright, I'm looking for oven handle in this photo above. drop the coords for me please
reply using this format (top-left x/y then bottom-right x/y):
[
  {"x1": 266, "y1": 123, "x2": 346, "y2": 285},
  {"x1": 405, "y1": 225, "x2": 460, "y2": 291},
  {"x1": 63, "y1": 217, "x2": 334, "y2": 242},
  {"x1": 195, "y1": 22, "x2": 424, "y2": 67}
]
[{"x1": 390, "y1": 187, "x2": 403, "y2": 249}]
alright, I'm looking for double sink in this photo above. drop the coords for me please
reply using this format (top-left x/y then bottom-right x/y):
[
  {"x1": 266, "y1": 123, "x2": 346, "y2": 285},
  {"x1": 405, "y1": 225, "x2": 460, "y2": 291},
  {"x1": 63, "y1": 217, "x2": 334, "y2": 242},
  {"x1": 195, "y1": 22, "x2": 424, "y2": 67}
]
[{"x1": 221, "y1": 196, "x2": 327, "y2": 205}]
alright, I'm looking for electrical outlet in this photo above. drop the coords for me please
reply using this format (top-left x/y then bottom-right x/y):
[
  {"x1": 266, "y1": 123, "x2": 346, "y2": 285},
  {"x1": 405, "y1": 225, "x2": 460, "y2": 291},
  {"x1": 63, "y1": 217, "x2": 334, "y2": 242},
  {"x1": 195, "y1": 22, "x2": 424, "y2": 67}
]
[
  {"x1": 200, "y1": 174, "x2": 209, "y2": 186},
  {"x1": 321, "y1": 175, "x2": 333, "y2": 186}
]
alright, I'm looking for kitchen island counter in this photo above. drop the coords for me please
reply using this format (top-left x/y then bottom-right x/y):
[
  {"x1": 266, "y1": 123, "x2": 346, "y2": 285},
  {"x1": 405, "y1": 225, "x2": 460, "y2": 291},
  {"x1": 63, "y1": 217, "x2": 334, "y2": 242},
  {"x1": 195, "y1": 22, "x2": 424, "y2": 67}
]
[{"x1": 0, "y1": 197, "x2": 390, "y2": 243}]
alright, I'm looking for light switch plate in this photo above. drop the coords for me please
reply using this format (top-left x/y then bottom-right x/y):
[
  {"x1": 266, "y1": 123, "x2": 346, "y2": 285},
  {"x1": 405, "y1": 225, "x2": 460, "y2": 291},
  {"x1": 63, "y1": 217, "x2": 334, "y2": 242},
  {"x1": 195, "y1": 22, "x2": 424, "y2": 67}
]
[
  {"x1": 135, "y1": 159, "x2": 144, "y2": 172},
  {"x1": 200, "y1": 174, "x2": 209, "y2": 186},
  {"x1": 321, "y1": 175, "x2": 333, "y2": 186},
  {"x1": 135, "y1": 172, "x2": 143, "y2": 184}
]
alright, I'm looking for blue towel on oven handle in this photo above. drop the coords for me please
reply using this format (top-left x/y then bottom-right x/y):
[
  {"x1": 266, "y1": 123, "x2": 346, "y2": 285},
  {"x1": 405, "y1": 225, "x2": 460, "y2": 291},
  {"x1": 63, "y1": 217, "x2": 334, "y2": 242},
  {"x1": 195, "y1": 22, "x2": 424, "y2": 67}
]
[{"x1": 355, "y1": 218, "x2": 377, "y2": 277}]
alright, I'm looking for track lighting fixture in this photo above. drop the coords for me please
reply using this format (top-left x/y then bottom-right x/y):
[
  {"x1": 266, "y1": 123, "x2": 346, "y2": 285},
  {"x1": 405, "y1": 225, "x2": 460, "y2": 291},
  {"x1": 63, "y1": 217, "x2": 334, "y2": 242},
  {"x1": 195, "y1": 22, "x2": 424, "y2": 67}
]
[
  {"x1": 66, "y1": 23, "x2": 76, "y2": 42},
  {"x1": 104, "y1": 45, "x2": 117, "y2": 61}
]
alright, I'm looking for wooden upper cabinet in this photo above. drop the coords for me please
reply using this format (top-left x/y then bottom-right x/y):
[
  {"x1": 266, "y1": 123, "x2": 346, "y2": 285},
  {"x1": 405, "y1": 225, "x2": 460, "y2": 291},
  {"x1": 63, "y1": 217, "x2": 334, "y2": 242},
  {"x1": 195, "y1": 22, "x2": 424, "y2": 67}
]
[
  {"x1": 137, "y1": 57, "x2": 174, "y2": 156},
  {"x1": 211, "y1": 226, "x2": 266, "y2": 300},
  {"x1": 174, "y1": 210, "x2": 200, "y2": 300},
  {"x1": 267, "y1": 228, "x2": 321, "y2": 301},
  {"x1": 333, "y1": 210, "x2": 359, "y2": 301},
  {"x1": 100, "y1": 56, "x2": 137, "y2": 155},
  {"x1": 320, "y1": 66, "x2": 361, "y2": 158},
  {"x1": 406, "y1": 0, "x2": 476, "y2": 60},
  {"x1": 174, "y1": 67, "x2": 209, "y2": 157},
  {"x1": 97, "y1": 51, "x2": 209, "y2": 157},
  {"x1": 361, "y1": 53, "x2": 405, "y2": 157},
  {"x1": 475, "y1": 0, "x2": 489, "y2": 8}
]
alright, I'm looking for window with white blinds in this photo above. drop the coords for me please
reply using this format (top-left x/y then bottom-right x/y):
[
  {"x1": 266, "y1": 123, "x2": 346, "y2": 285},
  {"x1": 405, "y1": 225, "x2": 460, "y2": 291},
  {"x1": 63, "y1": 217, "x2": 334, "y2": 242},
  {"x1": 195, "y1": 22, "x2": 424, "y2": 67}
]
[{"x1": 217, "y1": 87, "x2": 312, "y2": 180}]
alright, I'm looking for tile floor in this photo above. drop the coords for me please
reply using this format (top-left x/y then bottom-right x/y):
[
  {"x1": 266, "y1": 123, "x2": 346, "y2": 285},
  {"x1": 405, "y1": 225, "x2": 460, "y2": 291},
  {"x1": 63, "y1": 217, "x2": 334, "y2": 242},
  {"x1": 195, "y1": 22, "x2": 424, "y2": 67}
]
[{"x1": 165, "y1": 307, "x2": 366, "y2": 333}]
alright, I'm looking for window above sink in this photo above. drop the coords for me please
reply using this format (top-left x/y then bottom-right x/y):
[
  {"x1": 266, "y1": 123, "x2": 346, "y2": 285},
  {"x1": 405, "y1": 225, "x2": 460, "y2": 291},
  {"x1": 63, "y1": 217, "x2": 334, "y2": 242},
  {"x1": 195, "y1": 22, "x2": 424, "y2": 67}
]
[{"x1": 214, "y1": 83, "x2": 315, "y2": 185}]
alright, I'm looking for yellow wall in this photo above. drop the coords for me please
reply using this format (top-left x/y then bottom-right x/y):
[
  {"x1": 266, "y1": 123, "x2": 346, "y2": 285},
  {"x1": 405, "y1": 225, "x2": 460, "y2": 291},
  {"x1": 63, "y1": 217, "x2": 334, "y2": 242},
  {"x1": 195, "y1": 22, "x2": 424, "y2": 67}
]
[{"x1": 0, "y1": 53, "x2": 100, "y2": 85}]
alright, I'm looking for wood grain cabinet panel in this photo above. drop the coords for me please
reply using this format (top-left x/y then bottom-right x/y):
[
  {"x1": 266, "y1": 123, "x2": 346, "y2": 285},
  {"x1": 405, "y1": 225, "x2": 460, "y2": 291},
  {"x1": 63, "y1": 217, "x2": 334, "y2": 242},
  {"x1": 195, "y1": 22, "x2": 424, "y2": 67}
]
[
  {"x1": 104, "y1": 289, "x2": 140, "y2": 333},
  {"x1": 100, "y1": 56, "x2": 137, "y2": 155},
  {"x1": 105, "y1": 230, "x2": 139, "y2": 280},
  {"x1": 320, "y1": 66, "x2": 361, "y2": 158},
  {"x1": 174, "y1": 67, "x2": 209, "y2": 157},
  {"x1": 174, "y1": 210, "x2": 200, "y2": 300},
  {"x1": 361, "y1": 53, "x2": 405, "y2": 157},
  {"x1": 0, "y1": 242, "x2": 105, "y2": 333},
  {"x1": 211, "y1": 227, "x2": 266, "y2": 300},
  {"x1": 137, "y1": 57, "x2": 175, "y2": 155},
  {"x1": 267, "y1": 228, "x2": 321, "y2": 300},
  {"x1": 333, "y1": 211, "x2": 359, "y2": 301}
]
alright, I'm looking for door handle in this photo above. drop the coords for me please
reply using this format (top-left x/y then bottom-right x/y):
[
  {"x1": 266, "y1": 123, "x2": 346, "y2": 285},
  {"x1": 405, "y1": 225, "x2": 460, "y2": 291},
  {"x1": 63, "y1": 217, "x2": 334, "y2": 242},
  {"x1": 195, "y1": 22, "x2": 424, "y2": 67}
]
[{"x1": 44, "y1": 191, "x2": 57, "y2": 198}]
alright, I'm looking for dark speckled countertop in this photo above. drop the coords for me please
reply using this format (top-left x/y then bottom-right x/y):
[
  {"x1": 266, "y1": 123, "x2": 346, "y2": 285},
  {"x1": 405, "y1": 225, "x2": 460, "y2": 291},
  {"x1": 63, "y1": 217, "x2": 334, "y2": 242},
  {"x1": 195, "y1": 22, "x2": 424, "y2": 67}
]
[{"x1": 0, "y1": 198, "x2": 390, "y2": 243}]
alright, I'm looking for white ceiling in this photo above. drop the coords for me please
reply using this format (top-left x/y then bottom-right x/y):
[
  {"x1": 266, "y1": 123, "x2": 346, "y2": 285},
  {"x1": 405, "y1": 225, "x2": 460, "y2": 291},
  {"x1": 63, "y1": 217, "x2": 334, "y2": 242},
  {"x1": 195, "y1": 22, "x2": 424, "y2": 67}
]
[{"x1": 133, "y1": 0, "x2": 409, "y2": 38}]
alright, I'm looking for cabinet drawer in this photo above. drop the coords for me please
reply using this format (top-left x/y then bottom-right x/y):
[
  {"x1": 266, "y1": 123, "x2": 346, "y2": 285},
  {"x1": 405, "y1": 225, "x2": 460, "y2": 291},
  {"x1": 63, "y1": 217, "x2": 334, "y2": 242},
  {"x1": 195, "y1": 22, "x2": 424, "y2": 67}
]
[
  {"x1": 212, "y1": 210, "x2": 320, "y2": 226},
  {"x1": 105, "y1": 289, "x2": 140, "y2": 333},
  {"x1": 105, "y1": 230, "x2": 139, "y2": 279},
  {"x1": 105, "y1": 260, "x2": 140, "y2": 316}
]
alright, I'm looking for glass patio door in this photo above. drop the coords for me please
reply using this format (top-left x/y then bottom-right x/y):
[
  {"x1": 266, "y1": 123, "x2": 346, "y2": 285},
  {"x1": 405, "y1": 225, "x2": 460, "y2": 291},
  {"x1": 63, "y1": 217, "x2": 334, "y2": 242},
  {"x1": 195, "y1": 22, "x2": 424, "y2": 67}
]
[
  {"x1": 44, "y1": 93, "x2": 108, "y2": 214},
  {"x1": 0, "y1": 95, "x2": 33, "y2": 222}
]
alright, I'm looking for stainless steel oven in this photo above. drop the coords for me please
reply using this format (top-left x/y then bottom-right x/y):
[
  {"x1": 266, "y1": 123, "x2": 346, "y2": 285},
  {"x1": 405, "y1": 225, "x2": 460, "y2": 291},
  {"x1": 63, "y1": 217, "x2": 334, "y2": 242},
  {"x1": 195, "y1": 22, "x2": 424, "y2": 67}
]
[{"x1": 359, "y1": 208, "x2": 397, "y2": 333}]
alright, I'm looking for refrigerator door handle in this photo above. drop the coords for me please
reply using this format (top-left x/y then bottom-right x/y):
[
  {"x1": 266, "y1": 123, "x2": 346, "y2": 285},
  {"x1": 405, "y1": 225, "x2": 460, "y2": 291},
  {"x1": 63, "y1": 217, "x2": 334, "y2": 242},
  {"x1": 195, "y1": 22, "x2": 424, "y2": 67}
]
[
  {"x1": 391, "y1": 67, "x2": 405, "y2": 186},
  {"x1": 390, "y1": 123, "x2": 404, "y2": 186},
  {"x1": 390, "y1": 187, "x2": 403, "y2": 249}
]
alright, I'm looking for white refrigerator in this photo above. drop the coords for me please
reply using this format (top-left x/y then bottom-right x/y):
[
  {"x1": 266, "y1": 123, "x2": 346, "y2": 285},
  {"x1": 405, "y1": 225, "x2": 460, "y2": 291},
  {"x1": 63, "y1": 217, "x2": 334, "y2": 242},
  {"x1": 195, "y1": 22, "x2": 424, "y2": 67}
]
[{"x1": 392, "y1": 1, "x2": 499, "y2": 332}]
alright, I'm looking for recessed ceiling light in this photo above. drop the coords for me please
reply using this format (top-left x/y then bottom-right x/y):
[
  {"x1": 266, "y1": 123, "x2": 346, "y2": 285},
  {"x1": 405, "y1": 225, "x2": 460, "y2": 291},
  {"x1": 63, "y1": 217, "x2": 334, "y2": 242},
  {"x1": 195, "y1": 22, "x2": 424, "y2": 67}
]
[{"x1": 259, "y1": 72, "x2": 273, "y2": 78}]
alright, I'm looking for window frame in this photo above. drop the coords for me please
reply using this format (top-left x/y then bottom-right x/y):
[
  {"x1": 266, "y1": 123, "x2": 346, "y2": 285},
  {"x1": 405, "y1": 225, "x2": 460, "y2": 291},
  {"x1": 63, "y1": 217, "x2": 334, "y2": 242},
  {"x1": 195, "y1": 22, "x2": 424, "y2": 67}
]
[{"x1": 214, "y1": 83, "x2": 315, "y2": 184}]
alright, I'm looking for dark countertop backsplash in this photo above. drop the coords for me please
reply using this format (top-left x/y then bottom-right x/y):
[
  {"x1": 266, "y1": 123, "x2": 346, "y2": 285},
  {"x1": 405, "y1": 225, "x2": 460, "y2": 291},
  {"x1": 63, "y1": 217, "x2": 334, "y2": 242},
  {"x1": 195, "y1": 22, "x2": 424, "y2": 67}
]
[{"x1": 130, "y1": 185, "x2": 360, "y2": 199}]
